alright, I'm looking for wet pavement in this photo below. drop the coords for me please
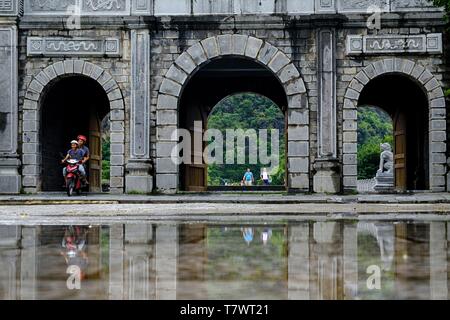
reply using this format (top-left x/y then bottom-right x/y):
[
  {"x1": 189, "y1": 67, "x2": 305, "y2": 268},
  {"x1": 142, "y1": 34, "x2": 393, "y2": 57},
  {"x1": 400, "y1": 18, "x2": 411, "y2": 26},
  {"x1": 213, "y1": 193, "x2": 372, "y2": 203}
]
[
  {"x1": 0, "y1": 218, "x2": 449, "y2": 300},
  {"x1": 1, "y1": 192, "x2": 450, "y2": 205}
]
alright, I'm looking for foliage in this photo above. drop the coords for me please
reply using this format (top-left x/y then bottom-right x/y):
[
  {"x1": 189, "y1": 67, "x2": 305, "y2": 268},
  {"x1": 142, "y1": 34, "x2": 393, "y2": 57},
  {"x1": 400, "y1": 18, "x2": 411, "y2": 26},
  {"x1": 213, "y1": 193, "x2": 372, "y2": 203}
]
[
  {"x1": 357, "y1": 107, "x2": 393, "y2": 180},
  {"x1": 102, "y1": 136, "x2": 110, "y2": 181},
  {"x1": 207, "y1": 93, "x2": 285, "y2": 186},
  {"x1": 433, "y1": 0, "x2": 450, "y2": 15}
]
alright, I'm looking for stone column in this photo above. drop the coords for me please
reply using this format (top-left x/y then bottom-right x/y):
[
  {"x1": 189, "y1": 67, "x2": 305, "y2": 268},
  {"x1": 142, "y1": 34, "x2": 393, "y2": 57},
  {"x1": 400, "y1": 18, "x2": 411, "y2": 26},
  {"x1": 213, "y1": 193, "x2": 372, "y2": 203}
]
[
  {"x1": 126, "y1": 28, "x2": 153, "y2": 194},
  {"x1": 288, "y1": 223, "x2": 310, "y2": 300},
  {"x1": 109, "y1": 225, "x2": 124, "y2": 300},
  {"x1": 0, "y1": 14, "x2": 20, "y2": 194},
  {"x1": 124, "y1": 224, "x2": 154, "y2": 300},
  {"x1": 155, "y1": 225, "x2": 178, "y2": 300},
  {"x1": 343, "y1": 222, "x2": 358, "y2": 300},
  {"x1": 429, "y1": 222, "x2": 447, "y2": 300},
  {"x1": 20, "y1": 226, "x2": 38, "y2": 300},
  {"x1": 314, "y1": 28, "x2": 340, "y2": 193}
]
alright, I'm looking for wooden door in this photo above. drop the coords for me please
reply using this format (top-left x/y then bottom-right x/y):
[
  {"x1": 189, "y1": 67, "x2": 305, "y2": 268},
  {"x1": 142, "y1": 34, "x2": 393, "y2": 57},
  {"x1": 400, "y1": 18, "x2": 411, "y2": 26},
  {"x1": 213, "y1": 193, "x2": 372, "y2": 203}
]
[
  {"x1": 89, "y1": 112, "x2": 102, "y2": 193},
  {"x1": 184, "y1": 124, "x2": 207, "y2": 192},
  {"x1": 394, "y1": 112, "x2": 407, "y2": 191}
]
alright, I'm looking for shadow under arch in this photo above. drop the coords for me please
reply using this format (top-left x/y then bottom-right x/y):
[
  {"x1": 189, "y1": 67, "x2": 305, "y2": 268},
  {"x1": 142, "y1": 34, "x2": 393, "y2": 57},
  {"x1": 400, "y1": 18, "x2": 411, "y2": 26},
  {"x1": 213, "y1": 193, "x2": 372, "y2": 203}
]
[{"x1": 40, "y1": 75, "x2": 110, "y2": 192}]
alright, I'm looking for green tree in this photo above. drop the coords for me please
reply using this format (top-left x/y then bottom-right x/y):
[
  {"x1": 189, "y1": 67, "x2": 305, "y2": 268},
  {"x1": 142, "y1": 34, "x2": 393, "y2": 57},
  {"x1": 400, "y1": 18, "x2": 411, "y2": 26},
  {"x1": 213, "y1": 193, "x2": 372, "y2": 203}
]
[{"x1": 357, "y1": 107, "x2": 393, "y2": 179}]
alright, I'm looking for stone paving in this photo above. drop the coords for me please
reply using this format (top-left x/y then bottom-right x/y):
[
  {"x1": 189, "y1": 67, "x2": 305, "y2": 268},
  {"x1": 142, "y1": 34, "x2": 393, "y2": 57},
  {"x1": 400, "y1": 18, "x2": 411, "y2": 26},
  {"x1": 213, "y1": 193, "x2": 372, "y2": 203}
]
[{"x1": 0, "y1": 192, "x2": 449, "y2": 205}]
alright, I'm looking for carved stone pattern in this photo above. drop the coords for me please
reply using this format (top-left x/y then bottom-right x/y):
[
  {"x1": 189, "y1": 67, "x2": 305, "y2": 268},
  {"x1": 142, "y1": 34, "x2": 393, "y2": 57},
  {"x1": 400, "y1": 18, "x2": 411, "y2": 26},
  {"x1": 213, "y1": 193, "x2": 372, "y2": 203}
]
[{"x1": 27, "y1": 37, "x2": 121, "y2": 56}]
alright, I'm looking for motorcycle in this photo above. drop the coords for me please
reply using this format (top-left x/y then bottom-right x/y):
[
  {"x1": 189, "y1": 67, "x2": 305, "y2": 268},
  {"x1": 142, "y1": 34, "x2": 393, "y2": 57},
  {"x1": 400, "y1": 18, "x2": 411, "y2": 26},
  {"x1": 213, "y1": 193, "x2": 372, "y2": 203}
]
[{"x1": 64, "y1": 159, "x2": 83, "y2": 197}]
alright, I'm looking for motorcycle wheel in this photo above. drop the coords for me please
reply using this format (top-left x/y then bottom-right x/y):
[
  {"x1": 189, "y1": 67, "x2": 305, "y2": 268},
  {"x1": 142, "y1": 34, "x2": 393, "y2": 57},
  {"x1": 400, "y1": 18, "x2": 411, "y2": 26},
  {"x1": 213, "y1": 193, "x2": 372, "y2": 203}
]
[{"x1": 67, "y1": 180, "x2": 75, "y2": 197}]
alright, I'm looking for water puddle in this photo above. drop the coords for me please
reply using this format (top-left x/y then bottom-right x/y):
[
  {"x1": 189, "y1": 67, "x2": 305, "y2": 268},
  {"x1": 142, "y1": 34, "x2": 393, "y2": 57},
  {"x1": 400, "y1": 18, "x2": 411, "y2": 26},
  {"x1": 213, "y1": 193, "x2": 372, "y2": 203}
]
[{"x1": 0, "y1": 219, "x2": 448, "y2": 300}]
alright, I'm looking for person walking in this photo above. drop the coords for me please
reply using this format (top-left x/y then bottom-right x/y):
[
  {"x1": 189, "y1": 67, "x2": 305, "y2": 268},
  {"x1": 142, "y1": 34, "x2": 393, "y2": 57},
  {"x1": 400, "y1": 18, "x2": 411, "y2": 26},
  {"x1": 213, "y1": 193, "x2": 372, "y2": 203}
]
[
  {"x1": 242, "y1": 168, "x2": 254, "y2": 186},
  {"x1": 260, "y1": 168, "x2": 270, "y2": 186}
]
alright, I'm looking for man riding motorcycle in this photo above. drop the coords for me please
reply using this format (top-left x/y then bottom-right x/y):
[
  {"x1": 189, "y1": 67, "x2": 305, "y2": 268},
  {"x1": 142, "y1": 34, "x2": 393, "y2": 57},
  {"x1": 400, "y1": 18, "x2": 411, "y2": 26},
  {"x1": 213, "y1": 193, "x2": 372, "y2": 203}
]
[
  {"x1": 61, "y1": 140, "x2": 86, "y2": 188},
  {"x1": 77, "y1": 135, "x2": 90, "y2": 186}
]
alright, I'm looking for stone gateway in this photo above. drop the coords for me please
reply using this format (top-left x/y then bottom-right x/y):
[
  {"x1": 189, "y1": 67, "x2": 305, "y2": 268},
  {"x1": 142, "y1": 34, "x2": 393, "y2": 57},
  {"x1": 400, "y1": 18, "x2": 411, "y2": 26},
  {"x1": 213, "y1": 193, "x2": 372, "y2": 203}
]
[{"x1": 0, "y1": 0, "x2": 448, "y2": 194}]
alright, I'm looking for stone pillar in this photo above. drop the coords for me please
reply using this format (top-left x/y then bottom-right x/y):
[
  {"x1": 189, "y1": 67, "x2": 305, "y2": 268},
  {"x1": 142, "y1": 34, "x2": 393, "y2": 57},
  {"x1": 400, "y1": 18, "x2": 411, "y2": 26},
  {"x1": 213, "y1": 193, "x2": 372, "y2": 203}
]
[
  {"x1": 429, "y1": 222, "x2": 447, "y2": 300},
  {"x1": 314, "y1": 28, "x2": 340, "y2": 194},
  {"x1": 20, "y1": 227, "x2": 38, "y2": 300},
  {"x1": 109, "y1": 225, "x2": 124, "y2": 300},
  {"x1": 0, "y1": 21, "x2": 20, "y2": 194},
  {"x1": 343, "y1": 222, "x2": 358, "y2": 300},
  {"x1": 126, "y1": 28, "x2": 153, "y2": 194},
  {"x1": 288, "y1": 223, "x2": 310, "y2": 300},
  {"x1": 155, "y1": 225, "x2": 178, "y2": 300},
  {"x1": 124, "y1": 224, "x2": 154, "y2": 300}
]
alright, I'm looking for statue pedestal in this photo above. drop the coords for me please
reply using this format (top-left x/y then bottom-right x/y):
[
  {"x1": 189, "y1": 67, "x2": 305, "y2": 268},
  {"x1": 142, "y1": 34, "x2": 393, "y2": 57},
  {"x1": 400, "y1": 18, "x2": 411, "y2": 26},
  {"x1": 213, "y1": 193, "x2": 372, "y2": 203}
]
[{"x1": 374, "y1": 171, "x2": 394, "y2": 192}]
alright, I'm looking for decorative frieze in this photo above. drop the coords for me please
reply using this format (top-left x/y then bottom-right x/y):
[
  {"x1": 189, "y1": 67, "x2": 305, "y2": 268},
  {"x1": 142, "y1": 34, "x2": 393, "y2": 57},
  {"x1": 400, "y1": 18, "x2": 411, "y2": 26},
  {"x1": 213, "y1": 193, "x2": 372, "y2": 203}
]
[
  {"x1": 391, "y1": 0, "x2": 440, "y2": 12},
  {"x1": 24, "y1": 0, "x2": 131, "y2": 16},
  {"x1": 337, "y1": 0, "x2": 390, "y2": 13},
  {"x1": 0, "y1": 0, "x2": 21, "y2": 16},
  {"x1": 27, "y1": 37, "x2": 121, "y2": 57},
  {"x1": 347, "y1": 34, "x2": 443, "y2": 55}
]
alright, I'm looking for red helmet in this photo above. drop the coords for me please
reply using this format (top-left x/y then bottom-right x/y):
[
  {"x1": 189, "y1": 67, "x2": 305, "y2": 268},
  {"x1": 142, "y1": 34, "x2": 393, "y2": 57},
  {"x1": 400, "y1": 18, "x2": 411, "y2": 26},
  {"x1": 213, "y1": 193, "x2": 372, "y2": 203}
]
[{"x1": 77, "y1": 135, "x2": 87, "y2": 142}]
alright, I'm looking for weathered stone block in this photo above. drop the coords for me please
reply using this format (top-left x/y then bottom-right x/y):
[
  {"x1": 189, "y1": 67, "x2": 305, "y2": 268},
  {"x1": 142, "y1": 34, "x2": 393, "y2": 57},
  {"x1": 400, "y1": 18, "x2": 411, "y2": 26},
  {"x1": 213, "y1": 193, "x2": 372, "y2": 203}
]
[
  {"x1": 285, "y1": 79, "x2": 306, "y2": 95},
  {"x1": 217, "y1": 34, "x2": 232, "y2": 55},
  {"x1": 279, "y1": 63, "x2": 300, "y2": 83},
  {"x1": 268, "y1": 51, "x2": 290, "y2": 73},
  {"x1": 201, "y1": 37, "x2": 219, "y2": 59},
  {"x1": 165, "y1": 65, "x2": 188, "y2": 85},
  {"x1": 232, "y1": 34, "x2": 248, "y2": 55},
  {"x1": 288, "y1": 109, "x2": 309, "y2": 125},
  {"x1": 289, "y1": 173, "x2": 309, "y2": 190},
  {"x1": 160, "y1": 78, "x2": 182, "y2": 97},
  {"x1": 156, "y1": 174, "x2": 178, "y2": 191},
  {"x1": 288, "y1": 141, "x2": 309, "y2": 157},
  {"x1": 288, "y1": 126, "x2": 309, "y2": 141},
  {"x1": 187, "y1": 42, "x2": 207, "y2": 66},
  {"x1": 175, "y1": 52, "x2": 197, "y2": 74},
  {"x1": 289, "y1": 158, "x2": 309, "y2": 173},
  {"x1": 245, "y1": 37, "x2": 263, "y2": 59},
  {"x1": 157, "y1": 94, "x2": 178, "y2": 111},
  {"x1": 258, "y1": 42, "x2": 278, "y2": 65},
  {"x1": 157, "y1": 110, "x2": 177, "y2": 125}
]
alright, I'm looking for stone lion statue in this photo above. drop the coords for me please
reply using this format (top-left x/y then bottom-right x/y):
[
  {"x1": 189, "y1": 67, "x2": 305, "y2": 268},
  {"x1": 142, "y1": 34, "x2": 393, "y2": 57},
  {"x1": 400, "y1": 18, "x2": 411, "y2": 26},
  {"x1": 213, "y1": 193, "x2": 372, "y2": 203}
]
[{"x1": 378, "y1": 142, "x2": 393, "y2": 174}]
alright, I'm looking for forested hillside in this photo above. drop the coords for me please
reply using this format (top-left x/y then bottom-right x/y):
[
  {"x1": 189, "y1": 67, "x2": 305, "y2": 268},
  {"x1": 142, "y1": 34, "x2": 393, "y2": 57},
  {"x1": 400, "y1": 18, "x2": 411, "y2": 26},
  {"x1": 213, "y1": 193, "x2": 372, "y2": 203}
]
[{"x1": 207, "y1": 93, "x2": 286, "y2": 186}]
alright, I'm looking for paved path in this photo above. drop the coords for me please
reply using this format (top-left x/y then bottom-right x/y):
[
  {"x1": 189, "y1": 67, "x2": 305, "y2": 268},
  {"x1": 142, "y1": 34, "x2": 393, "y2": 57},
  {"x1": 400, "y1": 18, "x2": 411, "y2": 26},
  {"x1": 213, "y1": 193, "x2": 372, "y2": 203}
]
[{"x1": 0, "y1": 192, "x2": 450, "y2": 205}]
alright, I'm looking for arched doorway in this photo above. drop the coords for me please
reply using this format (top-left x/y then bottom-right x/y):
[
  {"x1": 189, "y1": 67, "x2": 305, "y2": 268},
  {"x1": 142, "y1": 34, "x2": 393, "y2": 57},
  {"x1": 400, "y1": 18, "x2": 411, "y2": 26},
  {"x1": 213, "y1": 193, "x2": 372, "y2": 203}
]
[
  {"x1": 358, "y1": 74, "x2": 429, "y2": 191},
  {"x1": 40, "y1": 76, "x2": 110, "y2": 192},
  {"x1": 156, "y1": 35, "x2": 308, "y2": 193},
  {"x1": 178, "y1": 57, "x2": 288, "y2": 191}
]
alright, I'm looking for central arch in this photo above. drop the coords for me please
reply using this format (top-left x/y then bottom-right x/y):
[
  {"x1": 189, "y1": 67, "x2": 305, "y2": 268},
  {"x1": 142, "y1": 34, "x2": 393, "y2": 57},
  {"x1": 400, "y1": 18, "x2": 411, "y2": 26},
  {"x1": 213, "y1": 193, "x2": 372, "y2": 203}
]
[{"x1": 155, "y1": 35, "x2": 309, "y2": 193}]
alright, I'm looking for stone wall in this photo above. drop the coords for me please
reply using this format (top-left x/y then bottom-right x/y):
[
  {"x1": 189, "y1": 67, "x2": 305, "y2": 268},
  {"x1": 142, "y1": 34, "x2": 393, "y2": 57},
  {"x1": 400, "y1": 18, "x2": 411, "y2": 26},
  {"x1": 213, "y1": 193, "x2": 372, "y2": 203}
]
[{"x1": 0, "y1": 0, "x2": 448, "y2": 194}]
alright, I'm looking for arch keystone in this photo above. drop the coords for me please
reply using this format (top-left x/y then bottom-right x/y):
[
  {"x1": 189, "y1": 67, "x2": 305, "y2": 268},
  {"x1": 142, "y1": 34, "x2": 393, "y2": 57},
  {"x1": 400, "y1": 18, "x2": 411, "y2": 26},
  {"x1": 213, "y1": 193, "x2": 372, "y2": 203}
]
[{"x1": 232, "y1": 34, "x2": 248, "y2": 55}]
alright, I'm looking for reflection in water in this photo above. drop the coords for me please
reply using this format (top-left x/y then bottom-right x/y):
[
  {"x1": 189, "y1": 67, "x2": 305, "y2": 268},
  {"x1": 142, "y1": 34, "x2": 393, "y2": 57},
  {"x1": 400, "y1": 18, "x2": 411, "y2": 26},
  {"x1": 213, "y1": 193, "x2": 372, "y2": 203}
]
[{"x1": 0, "y1": 221, "x2": 448, "y2": 300}]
